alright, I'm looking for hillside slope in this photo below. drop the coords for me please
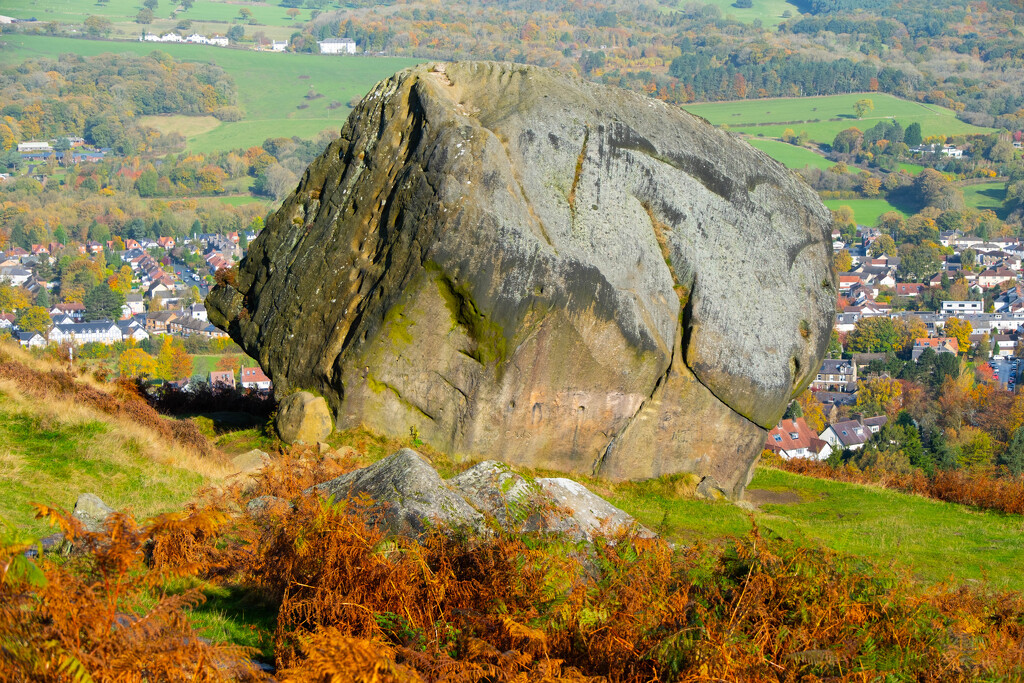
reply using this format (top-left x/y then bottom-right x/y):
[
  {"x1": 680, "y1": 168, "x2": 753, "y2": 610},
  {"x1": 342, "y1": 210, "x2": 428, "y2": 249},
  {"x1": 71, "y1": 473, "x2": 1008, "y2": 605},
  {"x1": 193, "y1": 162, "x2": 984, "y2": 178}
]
[{"x1": 0, "y1": 341, "x2": 231, "y2": 534}]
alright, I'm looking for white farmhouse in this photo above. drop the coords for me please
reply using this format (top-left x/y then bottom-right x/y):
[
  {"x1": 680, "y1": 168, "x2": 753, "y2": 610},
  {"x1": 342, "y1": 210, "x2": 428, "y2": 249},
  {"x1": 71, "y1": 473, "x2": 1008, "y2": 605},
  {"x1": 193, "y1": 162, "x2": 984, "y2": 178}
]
[{"x1": 318, "y1": 38, "x2": 358, "y2": 55}]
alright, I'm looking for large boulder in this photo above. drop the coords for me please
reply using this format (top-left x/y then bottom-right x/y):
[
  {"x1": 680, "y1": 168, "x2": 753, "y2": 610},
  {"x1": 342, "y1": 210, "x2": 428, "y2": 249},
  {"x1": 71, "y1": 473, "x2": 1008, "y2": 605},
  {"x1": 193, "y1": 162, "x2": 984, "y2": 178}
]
[
  {"x1": 208, "y1": 61, "x2": 835, "y2": 498},
  {"x1": 276, "y1": 391, "x2": 333, "y2": 444}
]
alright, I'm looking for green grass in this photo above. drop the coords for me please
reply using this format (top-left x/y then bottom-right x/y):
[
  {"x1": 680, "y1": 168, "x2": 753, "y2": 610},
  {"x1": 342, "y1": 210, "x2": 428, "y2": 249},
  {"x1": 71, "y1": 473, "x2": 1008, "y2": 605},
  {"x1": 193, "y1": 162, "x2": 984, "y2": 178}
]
[
  {"x1": 0, "y1": 34, "x2": 421, "y2": 151},
  {"x1": 137, "y1": 114, "x2": 222, "y2": 138},
  {"x1": 897, "y1": 162, "x2": 926, "y2": 175},
  {"x1": 0, "y1": 390, "x2": 205, "y2": 536},
  {"x1": 189, "y1": 353, "x2": 240, "y2": 379},
  {"x1": 747, "y1": 138, "x2": 836, "y2": 170},
  {"x1": 217, "y1": 195, "x2": 272, "y2": 207},
  {"x1": 961, "y1": 181, "x2": 1008, "y2": 217},
  {"x1": 608, "y1": 466, "x2": 1024, "y2": 591},
  {"x1": 685, "y1": 93, "x2": 993, "y2": 144},
  {"x1": 659, "y1": 0, "x2": 796, "y2": 26},
  {"x1": 2, "y1": 0, "x2": 315, "y2": 39},
  {"x1": 823, "y1": 197, "x2": 906, "y2": 225}
]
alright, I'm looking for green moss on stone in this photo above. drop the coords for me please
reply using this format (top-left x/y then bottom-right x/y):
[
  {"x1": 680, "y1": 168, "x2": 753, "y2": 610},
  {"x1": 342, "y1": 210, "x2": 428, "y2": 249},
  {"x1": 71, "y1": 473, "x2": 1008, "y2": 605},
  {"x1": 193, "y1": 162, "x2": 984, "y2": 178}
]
[{"x1": 432, "y1": 269, "x2": 509, "y2": 367}]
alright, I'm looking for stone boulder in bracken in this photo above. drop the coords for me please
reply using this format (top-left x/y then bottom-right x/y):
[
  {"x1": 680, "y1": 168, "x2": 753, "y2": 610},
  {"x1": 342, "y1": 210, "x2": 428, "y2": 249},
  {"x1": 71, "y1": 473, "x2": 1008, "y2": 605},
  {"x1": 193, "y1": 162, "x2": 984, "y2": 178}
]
[
  {"x1": 207, "y1": 61, "x2": 835, "y2": 498},
  {"x1": 275, "y1": 391, "x2": 333, "y2": 445}
]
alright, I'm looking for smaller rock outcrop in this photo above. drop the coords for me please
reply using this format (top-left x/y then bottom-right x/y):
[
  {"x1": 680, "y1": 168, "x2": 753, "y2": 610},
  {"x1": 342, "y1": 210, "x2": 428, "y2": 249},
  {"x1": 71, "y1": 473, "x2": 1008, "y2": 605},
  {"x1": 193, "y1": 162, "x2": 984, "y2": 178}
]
[
  {"x1": 306, "y1": 451, "x2": 652, "y2": 543},
  {"x1": 276, "y1": 391, "x2": 333, "y2": 444},
  {"x1": 309, "y1": 449, "x2": 486, "y2": 536},
  {"x1": 73, "y1": 493, "x2": 114, "y2": 532},
  {"x1": 225, "y1": 448, "x2": 272, "y2": 490},
  {"x1": 537, "y1": 478, "x2": 654, "y2": 541},
  {"x1": 450, "y1": 461, "x2": 547, "y2": 532},
  {"x1": 246, "y1": 495, "x2": 294, "y2": 517}
]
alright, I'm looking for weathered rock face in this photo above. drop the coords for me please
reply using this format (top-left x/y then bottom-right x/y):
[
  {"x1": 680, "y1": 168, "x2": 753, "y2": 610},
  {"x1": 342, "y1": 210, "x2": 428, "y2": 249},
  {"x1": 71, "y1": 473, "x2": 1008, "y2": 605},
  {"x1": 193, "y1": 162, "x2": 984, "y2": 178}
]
[{"x1": 208, "y1": 61, "x2": 835, "y2": 498}]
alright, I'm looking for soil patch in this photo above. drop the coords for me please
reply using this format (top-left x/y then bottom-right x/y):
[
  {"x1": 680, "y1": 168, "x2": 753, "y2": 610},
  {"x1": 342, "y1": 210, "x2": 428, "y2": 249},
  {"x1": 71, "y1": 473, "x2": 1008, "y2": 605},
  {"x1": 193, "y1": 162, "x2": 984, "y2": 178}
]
[{"x1": 743, "y1": 487, "x2": 807, "y2": 510}]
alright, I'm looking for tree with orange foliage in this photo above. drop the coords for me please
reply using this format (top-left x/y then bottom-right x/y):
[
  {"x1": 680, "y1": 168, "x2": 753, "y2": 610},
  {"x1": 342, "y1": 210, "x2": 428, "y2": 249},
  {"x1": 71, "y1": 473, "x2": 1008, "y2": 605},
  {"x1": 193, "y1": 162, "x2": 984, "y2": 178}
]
[
  {"x1": 943, "y1": 317, "x2": 972, "y2": 353},
  {"x1": 118, "y1": 348, "x2": 157, "y2": 378},
  {"x1": 856, "y1": 376, "x2": 903, "y2": 417},
  {"x1": 795, "y1": 388, "x2": 826, "y2": 433},
  {"x1": 157, "y1": 338, "x2": 193, "y2": 381}
]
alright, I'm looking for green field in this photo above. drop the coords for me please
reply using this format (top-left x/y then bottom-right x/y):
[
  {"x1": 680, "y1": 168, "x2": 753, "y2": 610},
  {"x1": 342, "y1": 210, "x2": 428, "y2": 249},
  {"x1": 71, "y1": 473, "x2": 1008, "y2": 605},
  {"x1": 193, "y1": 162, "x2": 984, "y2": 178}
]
[
  {"x1": 662, "y1": 0, "x2": 797, "y2": 26},
  {"x1": 0, "y1": 34, "x2": 420, "y2": 151},
  {"x1": 2, "y1": 0, "x2": 315, "y2": 41},
  {"x1": 897, "y1": 162, "x2": 926, "y2": 175},
  {"x1": 748, "y1": 138, "x2": 836, "y2": 170},
  {"x1": 961, "y1": 181, "x2": 1008, "y2": 217},
  {"x1": 685, "y1": 93, "x2": 993, "y2": 144},
  {"x1": 823, "y1": 197, "x2": 906, "y2": 225},
  {"x1": 217, "y1": 195, "x2": 273, "y2": 207},
  {"x1": 609, "y1": 466, "x2": 1024, "y2": 591}
]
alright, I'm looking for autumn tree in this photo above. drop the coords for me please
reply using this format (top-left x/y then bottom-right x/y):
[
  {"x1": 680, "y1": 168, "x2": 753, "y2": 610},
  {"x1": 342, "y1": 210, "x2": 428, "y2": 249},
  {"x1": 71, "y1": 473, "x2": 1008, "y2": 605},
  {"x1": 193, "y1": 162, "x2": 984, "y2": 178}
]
[
  {"x1": 846, "y1": 316, "x2": 920, "y2": 354},
  {"x1": 118, "y1": 348, "x2": 157, "y2": 378},
  {"x1": 795, "y1": 388, "x2": 827, "y2": 433},
  {"x1": 868, "y1": 234, "x2": 897, "y2": 258},
  {"x1": 17, "y1": 306, "x2": 52, "y2": 336},
  {"x1": 856, "y1": 376, "x2": 903, "y2": 417},
  {"x1": 943, "y1": 317, "x2": 972, "y2": 353},
  {"x1": 287, "y1": 8, "x2": 301, "y2": 19},
  {"x1": 859, "y1": 174, "x2": 882, "y2": 197},
  {"x1": 853, "y1": 98, "x2": 874, "y2": 119},
  {"x1": 834, "y1": 249, "x2": 853, "y2": 273},
  {"x1": 955, "y1": 426, "x2": 994, "y2": 469},
  {"x1": 0, "y1": 282, "x2": 31, "y2": 313},
  {"x1": 157, "y1": 338, "x2": 192, "y2": 380}
]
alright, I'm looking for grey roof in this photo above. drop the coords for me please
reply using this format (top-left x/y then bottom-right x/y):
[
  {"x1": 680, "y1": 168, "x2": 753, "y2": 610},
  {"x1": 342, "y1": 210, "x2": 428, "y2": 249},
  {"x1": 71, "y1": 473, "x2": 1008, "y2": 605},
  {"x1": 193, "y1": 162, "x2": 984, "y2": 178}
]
[
  {"x1": 52, "y1": 320, "x2": 119, "y2": 333},
  {"x1": 819, "y1": 359, "x2": 855, "y2": 374}
]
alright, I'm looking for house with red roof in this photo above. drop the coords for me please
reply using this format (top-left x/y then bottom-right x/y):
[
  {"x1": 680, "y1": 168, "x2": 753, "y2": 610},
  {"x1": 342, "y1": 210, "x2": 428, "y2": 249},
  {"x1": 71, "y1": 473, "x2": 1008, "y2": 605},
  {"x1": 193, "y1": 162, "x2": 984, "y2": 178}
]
[
  {"x1": 894, "y1": 283, "x2": 925, "y2": 297},
  {"x1": 240, "y1": 366, "x2": 272, "y2": 391},
  {"x1": 765, "y1": 418, "x2": 832, "y2": 460},
  {"x1": 911, "y1": 336, "x2": 959, "y2": 361},
  {"x1": 210, "y1": 370, "x2": 236, "y2": 389}
]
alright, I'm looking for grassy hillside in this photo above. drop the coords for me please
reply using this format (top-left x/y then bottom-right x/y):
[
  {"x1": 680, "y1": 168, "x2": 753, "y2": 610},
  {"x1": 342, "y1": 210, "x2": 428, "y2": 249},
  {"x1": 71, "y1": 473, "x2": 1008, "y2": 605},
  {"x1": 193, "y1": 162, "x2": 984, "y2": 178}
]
[
  {"x1": 748, "y1": 138, "x2": 836, "y2": 171},
  {"x1": 0, "y1": 342, "x2": 230, "y2": 535},
  {"x1": 0, "y1": 34, "x2": 421, "y2": 151},
  {"x1": 602, "y1": 466, "x2": 1024, "y2": 591},
  {"x1": 961, "y1": 181, "x2": 1009, "y2": 217},
  {"x1": 823, "y1": 197, "x2": 907, "y2": 225},
  {"x1": 686, "y1": 93, "x2": 993, "y2": 144}
]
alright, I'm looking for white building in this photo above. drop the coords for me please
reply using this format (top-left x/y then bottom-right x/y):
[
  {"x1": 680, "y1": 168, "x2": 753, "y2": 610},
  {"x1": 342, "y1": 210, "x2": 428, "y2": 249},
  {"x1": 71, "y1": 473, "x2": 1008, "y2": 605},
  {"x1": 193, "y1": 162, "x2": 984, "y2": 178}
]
[
  {"x1": 48, "y1": 321, "x2": 122, "y2": 346},
  {"x1": 0, "y1": 265, "x2": 32, "y2": 286},
  {"x1": 17, "y1": 141, "x2": 52, "y2": 153},
  {"x1": 16, "y1": 331, "x2": 46, "y2": 348},
  {"x1": 270, "y1": 40, "x2": 287, "y2": 52},
  {"x1": 240, "y1": 366, "x2": 272, "y2": 391},
  {"x1": 318, "y1": 38, "x2": 358, "y2": 55},
  {"x1": 942, "y1": 300, "x2": 983, "y2": 315},
  {"x1": 209, "y1": 35, "x2": 229, "y2": 47}
]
